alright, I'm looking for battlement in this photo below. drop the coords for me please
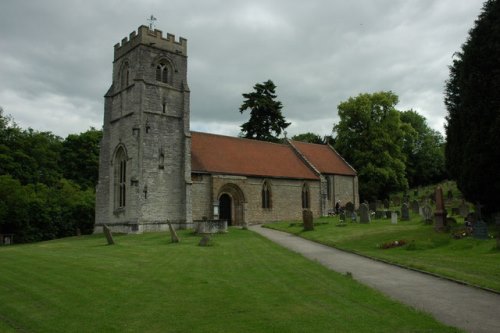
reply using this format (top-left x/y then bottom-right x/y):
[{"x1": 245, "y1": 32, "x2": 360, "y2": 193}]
[{"x1": 114, "y1": 25, "x2": 187, "y2": 60}]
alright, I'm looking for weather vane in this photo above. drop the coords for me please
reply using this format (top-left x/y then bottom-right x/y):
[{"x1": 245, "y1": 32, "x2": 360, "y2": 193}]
[{"x1": 148, "y1": 15, "x2": 157, "y2": 31}]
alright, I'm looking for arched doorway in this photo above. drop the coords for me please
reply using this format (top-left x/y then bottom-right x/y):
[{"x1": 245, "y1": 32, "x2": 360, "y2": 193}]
[
  {"x1": 217, "y1": 183, "x2": 246, "y2": 226},
  {"x1": 219, "y1": 193, "x2": 232, "y2": 226}
]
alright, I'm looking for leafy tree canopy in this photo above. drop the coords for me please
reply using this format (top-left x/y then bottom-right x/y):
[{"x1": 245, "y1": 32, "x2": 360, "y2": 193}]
[
  {"x1": 333, "y1": 91, "x2": 408, "y2": 200},
  {"x1": 239, "y1": 80, "x2": 290, "y2": 143},
  {"x1": 291, "y1": 132, "x2": 324, "y2": 144},
  {"x1": 444, "y1": 0, "x2": 500, "y2": 214}
]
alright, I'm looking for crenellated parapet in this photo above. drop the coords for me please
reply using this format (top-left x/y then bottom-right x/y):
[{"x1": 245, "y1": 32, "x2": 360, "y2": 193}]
[{"x1": 114, "y1": 25, "x2": 187, "y2": 60}]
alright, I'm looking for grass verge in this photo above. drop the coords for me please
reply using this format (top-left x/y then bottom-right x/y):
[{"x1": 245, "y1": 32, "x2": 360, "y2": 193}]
[
  {"x1": 265, "y1": 216, "x2": 500, "y2": 292},
  {"x1": 0, "y1": 229, "x2": 460, "y2": 332}
]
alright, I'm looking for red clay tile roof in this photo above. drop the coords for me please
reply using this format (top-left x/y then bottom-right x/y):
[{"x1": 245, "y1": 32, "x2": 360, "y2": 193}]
[
  {"x1": 191, "y1": 132, "x2": 319, "y2": 180},
  {"x1": 290, "y1": 140, "x2": 357, "y2": 176}
]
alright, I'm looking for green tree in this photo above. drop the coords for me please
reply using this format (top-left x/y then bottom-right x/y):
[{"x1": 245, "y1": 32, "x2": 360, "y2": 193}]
[
  {"x1": 239, "y1": 80, "x2": 290, "y2": 142},
  {"x1": 400, "y1": 110, "x2": 446, "y2": 187},
  {"x1": 444, "y1": 0, "x2": 500, "y2": 214},
  {"x1": 334, "y1": 91, "x2": 408, "y2": 200},
  {"x1": 291, "y1": 132, "x2": 324, "y2": 144},
  {"x1": 61, "y1": 128, "x2": 102, "y2": 189}
]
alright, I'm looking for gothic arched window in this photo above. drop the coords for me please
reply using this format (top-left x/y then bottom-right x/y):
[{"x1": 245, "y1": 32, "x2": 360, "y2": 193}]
[
  {"x1": 302, "y1": 183, "x2": 310, "y2": 209},
  {"x1": 114, "y1": 146, "x2": 127, "y2": 209},
  {"x1": 262, "y1": 181, "x2": 272, "y2": 209},
  {"x1": 156, "y1": 63, "x2": 169, "y2": 83}
]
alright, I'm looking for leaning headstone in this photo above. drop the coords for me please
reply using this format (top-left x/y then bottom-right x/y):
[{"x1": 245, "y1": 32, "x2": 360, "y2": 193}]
[
  {"x1": 359, "y1": 203, "x2": 370, "y2": 223},
  {"x1": 422, "y1": 204, "x2": 433, "y2": 224},
  {"x1": 411, "y1": 200, "x2": 419, "y2": 215},
  {"x1": 103, "y1": 225, "x2": 115, "y2": 245},
  {"x1": 167, "y1": 221, "x2": 180, "y2": 243},
  {"x1": 303, "y1": 210, "x2": 314, "y2": 231},
  {"x1": 459, "y1": 200, "x2": 469, "y2": 218},
  {"x1": 391, "y1": 212, "x2": 398, "y2": 224},
  {"x1": 401, "y1": 203, "x2": 410, "y2": 221},
  {"x1": 434, "y1": 186, "x2": 447, "y2": 231}
]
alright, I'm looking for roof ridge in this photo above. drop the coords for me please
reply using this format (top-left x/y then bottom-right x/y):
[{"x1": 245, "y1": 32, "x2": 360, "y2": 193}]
[{"x1": 191, "y1": 131, "x2": 289, "y2": 147}]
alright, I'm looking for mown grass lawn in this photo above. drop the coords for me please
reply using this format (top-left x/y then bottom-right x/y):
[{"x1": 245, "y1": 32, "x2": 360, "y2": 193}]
[
  {"x1": 0, "y1": 229, "x2": 461, "y2": 332},
  {"x1": 266, "y1": 215, "x2": 500, "y2": 292}
]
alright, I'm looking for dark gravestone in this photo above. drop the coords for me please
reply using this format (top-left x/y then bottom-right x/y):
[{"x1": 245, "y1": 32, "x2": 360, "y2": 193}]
[
  {"x1": 434, "y1": 186, "x2": 447, "y2": 231},
  {"x1": 167, "y1": 221, "x2": 180, "y2": 243},
  {"x1": 422, "y1": 204, "x2": 433, "y2": 224},
  {"x1": 303, "y1": 210, "x2": 314, "y2": 231},
  {"x1": 473, "y1": 220, "x2": 489, "y2": 240},
  {"x1": 359, "y1": 203, "x2": 370, "y2": 224},
  {"x1": 103, "y1": 225, "x2": 115, "y2": 245},
  {"x1": 472, "y1": 203, "x2": 488, "y2": 240},
  {"x1": 383, "y1": 199, "x2": 390, "y2": 209},
  {"x1": 401, "y1": 203, "x2": 410, "y2": 221},
  {"x1": 411, "y1": 200, "x2": 419, "y2": 215}
]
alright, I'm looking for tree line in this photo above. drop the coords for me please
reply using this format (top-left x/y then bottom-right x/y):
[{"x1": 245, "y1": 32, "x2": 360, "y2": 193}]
[
  {"x1": 0, "y1": 108, "x2": 101, "y2": 243},
  {"x1": 239, "y1": 82, "x2": 446, "y2": 202}
]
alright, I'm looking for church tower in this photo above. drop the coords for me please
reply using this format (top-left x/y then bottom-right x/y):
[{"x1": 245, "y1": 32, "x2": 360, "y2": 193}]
[{"x1": 95, "y1": 26, "x2": 192, "y2": 233}]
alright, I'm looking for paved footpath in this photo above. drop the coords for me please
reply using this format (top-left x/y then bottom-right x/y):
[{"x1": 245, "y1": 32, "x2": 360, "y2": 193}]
[{"x1": 249, "y1": 225, "x2": 500, "y2": 333}]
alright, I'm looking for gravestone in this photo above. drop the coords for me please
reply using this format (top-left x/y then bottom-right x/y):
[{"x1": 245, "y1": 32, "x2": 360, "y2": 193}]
[
  {"x1": 303, "y1": 210, "x2": 314, "y2": 231},
  {"x1": 401, "y1": 203, "x2": 410, "y2": 221},
  {"x1": 359, "y1": 203, "x2": 370, "y2": 223},
  {"x1": 383, "y1": 199, "x2": 390, "y2": 209},
  {"x1": 472, "y1": 203, "x2": 488, "y2": 240},
  {"x1": 103, "y1": 225, "x2": 115, "y2": 245},
  {"x1": 351, "y1": 211, "x2": 357, "y2": 222},
  {"x1": 434, "y1": 186, "x2": 447, "y2": 231},
  {"x1": 473, "y1": 220, "x2": 489, "y2": 240},
  {"x1": 459, "y1": 200, "x2": 469, "y2": 218},
  {"x1": 391, "y1": 211, "x2": 398, "y2": 224},
  {"x1": 422, "y1": 204, "x2": 433, "y2": 224},
  {"x1": 411, "y1": 200, "x2": 419, "y2": 214},
  {"x1": 167, "y1": 221, "x2": 180, "y2": 243}
]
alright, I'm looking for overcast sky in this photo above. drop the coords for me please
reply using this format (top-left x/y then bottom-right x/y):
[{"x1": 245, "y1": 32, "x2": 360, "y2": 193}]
[{"x1": 0, "y1": 0, "x2": 484, "y2": 139}]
